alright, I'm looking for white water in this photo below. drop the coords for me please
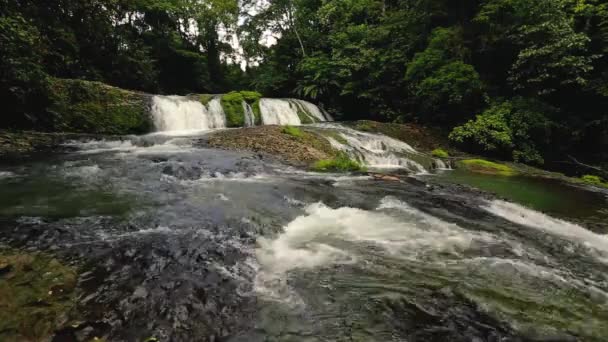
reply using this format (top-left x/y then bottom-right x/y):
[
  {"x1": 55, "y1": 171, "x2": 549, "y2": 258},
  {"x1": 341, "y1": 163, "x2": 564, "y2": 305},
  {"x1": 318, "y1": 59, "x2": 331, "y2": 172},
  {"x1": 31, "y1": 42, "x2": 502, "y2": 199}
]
[
  {"x1": 257, "y1": 197, "x2": 495, "y2": 275},
  {"x1": 243, "y1": 102, "x2": 256, "y2": 127},
  {"x1": 482, "y1": 200, "x2": 608, "y2": 262},
  {"x1": 259, "y1": 98, "x2": 302, "y2": 125},
  {"x1": 151, "y1": 95, "x2": 226, "y2": 132},
  {"x1": 292, "y1": 99, "x2": 329, "y2": 122},
  {"x1": 318, "y1": 124, "x2": 429, "y2": 172},
  {"x1": 152, "y1": 95, "x2": 329, "y2": 132}
]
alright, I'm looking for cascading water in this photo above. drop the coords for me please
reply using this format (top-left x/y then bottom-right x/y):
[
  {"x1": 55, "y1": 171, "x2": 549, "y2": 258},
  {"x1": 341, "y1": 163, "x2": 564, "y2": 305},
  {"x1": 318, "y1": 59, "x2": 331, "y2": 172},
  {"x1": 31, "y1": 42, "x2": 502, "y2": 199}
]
[
  {"x1": 259, "y1": 99, "x2": 302, "y2": 125},
  {"x1": 151, "y1": 95, "x2": 226, "y2": 132},
  {"x1": 315, "y1": 123, "x2": 443, "y2": 173},
  {"x1": 151, "y1": 95, "x2": 330, "y2": 132},
  {"x1": 242, "y1": 102, "x2": 256, "y2": 127}
]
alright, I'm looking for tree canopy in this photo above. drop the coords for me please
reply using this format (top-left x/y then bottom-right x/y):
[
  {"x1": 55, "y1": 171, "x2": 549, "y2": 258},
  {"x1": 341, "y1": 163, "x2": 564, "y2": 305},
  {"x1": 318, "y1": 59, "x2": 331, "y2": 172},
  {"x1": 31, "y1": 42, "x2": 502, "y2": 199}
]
[{"x1": 2, "y1": 0, "x2": 608, "y2": 168}]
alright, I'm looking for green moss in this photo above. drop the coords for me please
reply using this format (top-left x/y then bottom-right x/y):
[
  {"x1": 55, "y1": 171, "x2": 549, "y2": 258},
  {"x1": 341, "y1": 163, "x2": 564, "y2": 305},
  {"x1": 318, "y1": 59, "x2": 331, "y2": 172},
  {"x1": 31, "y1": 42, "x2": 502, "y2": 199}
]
[
  {"x1": 291, "y1": 101, "x2": 315, "y2": 124},
  {"x1": 580, "y1": 175, "x2": 608, "y2": 188},
  {"x1": 220, "y1": 91, "x2": 263, "y2": 127},
  {"x1": 221, "y1": 92, "x2": 246, "y2": 127},
  {"x1": 0, "y1": 250, "x2": 79, "y2": 341},
  {"x1": 199, "y1": 94, "x2": 214, "y2": 106},
  {"x1": 432, "y1": 148, "x2": 449, "y2": 158},
  {"x1": 312, "y1": 153, "x2": 366, "y2": 173},
  {"x1": 458, "y1": 159, "x2": 516, "y2": 176},
  {"x1": 47, "y1": 78, "x2": 151, "y2": 134},
  {"x1": 282, "y1": 125, "x2": 303, "y2": 138}
]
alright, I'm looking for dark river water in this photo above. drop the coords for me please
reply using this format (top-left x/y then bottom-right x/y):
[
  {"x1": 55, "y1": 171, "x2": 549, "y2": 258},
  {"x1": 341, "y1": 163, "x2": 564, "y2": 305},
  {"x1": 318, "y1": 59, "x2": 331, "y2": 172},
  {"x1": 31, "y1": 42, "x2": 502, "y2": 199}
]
[{"x1": 1, "y1": 133, "x2": 607, "y2": 341}]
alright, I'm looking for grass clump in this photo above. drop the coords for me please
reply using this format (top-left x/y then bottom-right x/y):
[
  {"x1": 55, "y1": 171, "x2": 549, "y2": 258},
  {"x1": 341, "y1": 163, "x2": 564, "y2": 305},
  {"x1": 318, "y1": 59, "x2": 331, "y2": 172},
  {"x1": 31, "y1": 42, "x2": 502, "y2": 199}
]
[
  {"x1": 312, "y1": 153, "x2": 365, "y2": 173},
  {"x1": 282, "y1": 125, "x2": 303, "y2": 138},
  {"x1": 432, "y1": 148, "x2": 449, "y2": 158},
  {"x1": 459, "y1": 159, "x2": 516, "y2": 176},
  {"x1": 580, "y1": 175, "x2": 608, "y2": 188}
]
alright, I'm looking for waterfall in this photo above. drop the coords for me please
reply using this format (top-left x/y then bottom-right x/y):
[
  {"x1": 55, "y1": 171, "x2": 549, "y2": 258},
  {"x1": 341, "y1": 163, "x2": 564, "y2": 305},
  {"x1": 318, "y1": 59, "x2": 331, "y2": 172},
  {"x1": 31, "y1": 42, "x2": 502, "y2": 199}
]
[
  {"x1": 243, "y1": 102, "x2": 256, "y2": 127},
  {"x1": 317, "y1": 123, "x2": 430, "y2": 173},
  {"x1": 292, "y1": 100, "x2": 329, "y2": 122},
  {"x1": 151, "y1": 95, "x2": 226, "y2": 132},
  {"x1": 259, "y1": 99, "x2": 302, "y2": 125},
  {"x1": 152, "y1": 95, "x2": 329, "y2": 132}
]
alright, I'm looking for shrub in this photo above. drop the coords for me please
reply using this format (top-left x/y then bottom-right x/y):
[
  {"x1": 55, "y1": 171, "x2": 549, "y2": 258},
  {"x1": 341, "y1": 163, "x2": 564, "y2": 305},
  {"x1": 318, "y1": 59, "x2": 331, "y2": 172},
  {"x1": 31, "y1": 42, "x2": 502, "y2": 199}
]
[
  {"x1": 458, "y1": 159, "x2": 516, "y2": 176},
  {"x1": 312, "y1": 153, "x2": 365, "y2": 173},
  {"x1": 449, "y1": 98, "x2": 552, "y2": 164},
  {"x1": 282, "y1": 125, "x2": 303, "y2": 138},
  {"x1": 432, "y1": 148, "x2": 449, "y2": 158}
]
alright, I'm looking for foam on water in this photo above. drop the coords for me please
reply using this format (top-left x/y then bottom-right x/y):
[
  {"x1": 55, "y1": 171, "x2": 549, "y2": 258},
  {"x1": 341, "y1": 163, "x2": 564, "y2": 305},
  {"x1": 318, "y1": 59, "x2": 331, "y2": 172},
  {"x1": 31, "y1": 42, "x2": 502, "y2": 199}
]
[
  {"x1": 257, "y1": 197, "x2": 495, "y2": 275},
  {"x1": 482, "y1": 200, "x2": 608, "y2": 262}
]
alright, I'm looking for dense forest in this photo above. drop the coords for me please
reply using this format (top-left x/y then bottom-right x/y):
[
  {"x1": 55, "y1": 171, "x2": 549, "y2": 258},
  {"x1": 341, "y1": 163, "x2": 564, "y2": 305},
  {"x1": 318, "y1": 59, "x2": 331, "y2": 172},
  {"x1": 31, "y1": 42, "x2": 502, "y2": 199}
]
[{"x1": 2, "y1": 0, "x2": 608, "y2": 170}]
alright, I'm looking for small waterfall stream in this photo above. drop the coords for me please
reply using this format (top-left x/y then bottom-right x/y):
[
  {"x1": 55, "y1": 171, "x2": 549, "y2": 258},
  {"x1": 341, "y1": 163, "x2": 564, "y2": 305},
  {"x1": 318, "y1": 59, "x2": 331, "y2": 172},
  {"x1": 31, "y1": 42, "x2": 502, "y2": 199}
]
[{"x1": 315, "y1": 123, "x2": 446, "y2": 173}]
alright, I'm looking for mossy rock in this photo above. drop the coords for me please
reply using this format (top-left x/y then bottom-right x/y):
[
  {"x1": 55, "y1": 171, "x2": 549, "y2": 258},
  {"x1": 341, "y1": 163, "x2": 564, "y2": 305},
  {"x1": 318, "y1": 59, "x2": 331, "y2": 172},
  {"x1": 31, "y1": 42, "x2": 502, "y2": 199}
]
[
  {"x1": 47, "y1": 78, "x2": 152, "y2": 134},
  {"x1": 220, "y1": 91, "x2": 263, "y2": 127},
  {"x1": 458, "y1": 159, "x2": 517, "y2": 176},
  {"x1": 432, "y1": 148, "x2": 449, "y2": 158},
  {"x1": 0, "y1": 250, "x2": 79, "y2": 341}
]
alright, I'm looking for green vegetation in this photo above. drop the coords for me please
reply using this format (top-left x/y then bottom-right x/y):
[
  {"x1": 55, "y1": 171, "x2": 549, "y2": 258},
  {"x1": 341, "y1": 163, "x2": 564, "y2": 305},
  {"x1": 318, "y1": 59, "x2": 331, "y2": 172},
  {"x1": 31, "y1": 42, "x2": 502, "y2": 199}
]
[
  {"x1": 281, "y1": 125, "x2": 303, "y2": 138},
  {"x1": 432, "y1": 148, "x2": 449, "y2": 158},
  {"x1": 0, "y1": 250, "x2": 78, "y2": 341},
  {"x1": 458, "y1": 159, "x2": 517, "y2": 176},
  {"x1": 220, "y1": 91, "x2": 263, "y2": 127},
  {"x1": 221, "y1": 92, "x2": 246, "y2": 127},
  {"x1": 2, "y1": 0, "x2": 608, "y2": 170},
  {"x1": 580, "y1": 175, "x2": 608, "y2": 188},
  {"x1": 47, "y1": 79, "x2": 151, "y2": 134},
  {"x1": 312, "y1": 153, "x2": 365, "y2": 173},
  {"x1": 199, "y1": 94, "x2": 214, "y2": 106},
  {"x1": 449, "y1": 99, "x2": 552, "y2": 164}
]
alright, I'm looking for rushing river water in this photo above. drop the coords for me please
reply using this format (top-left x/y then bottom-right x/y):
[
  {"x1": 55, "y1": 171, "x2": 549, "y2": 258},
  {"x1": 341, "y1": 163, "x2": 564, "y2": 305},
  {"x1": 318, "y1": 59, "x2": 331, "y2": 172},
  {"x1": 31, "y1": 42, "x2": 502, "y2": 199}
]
[{"x1": 1, "y1": 131, "x2": 608, "y2": 341}]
